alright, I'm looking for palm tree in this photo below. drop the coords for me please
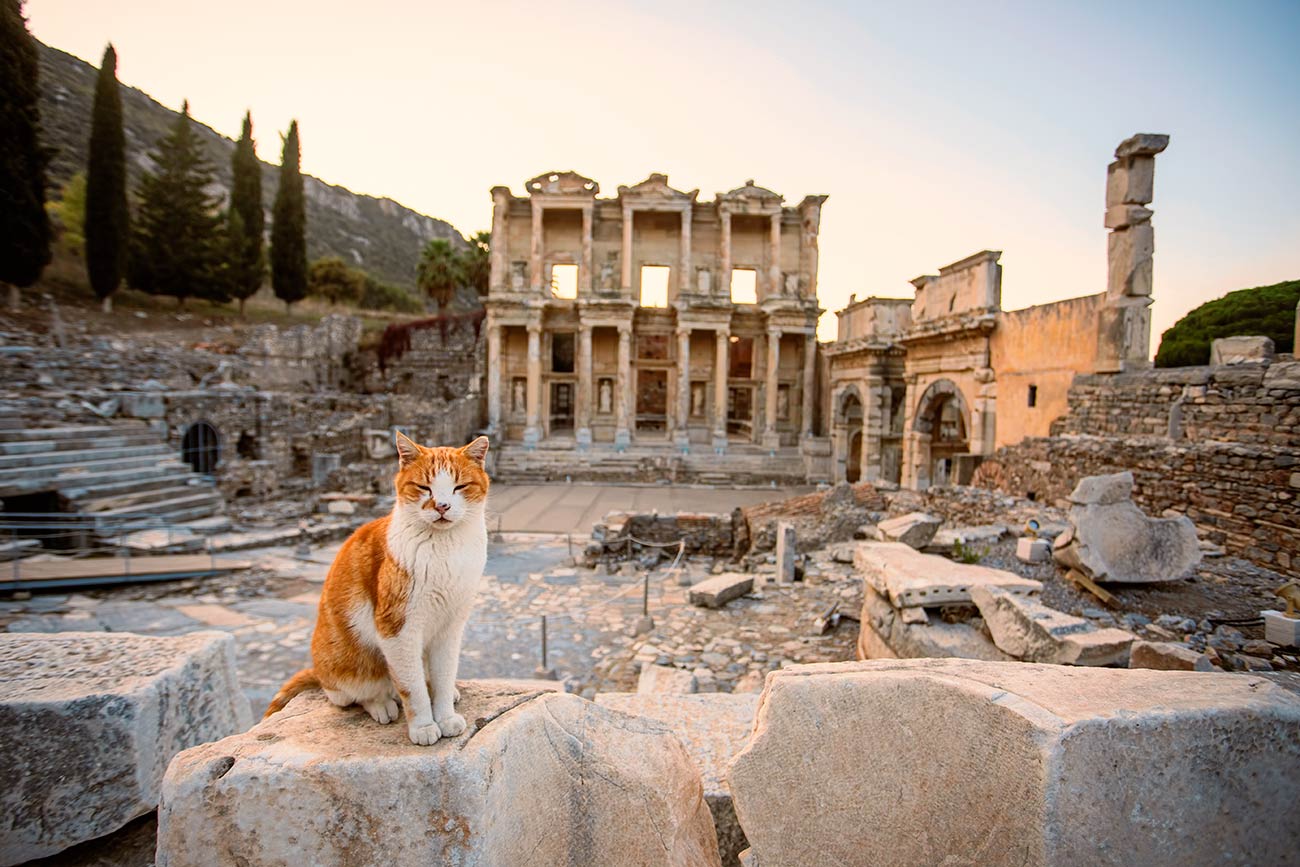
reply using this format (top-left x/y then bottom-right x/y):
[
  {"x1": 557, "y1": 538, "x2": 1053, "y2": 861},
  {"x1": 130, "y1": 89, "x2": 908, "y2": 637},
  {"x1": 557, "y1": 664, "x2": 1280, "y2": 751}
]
[{"x1": 417, "y1": 238, "x2": 460, "y2": 308}]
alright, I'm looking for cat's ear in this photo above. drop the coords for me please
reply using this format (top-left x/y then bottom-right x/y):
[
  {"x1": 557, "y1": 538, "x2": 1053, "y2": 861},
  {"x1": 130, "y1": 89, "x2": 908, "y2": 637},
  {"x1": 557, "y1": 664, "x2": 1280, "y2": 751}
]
[
  {"x1": 461, "y1": 436, "x2": 489, "y2": 467},
  {"x1": 394, "y1": 430, "x2": 421, "y2": 468}
]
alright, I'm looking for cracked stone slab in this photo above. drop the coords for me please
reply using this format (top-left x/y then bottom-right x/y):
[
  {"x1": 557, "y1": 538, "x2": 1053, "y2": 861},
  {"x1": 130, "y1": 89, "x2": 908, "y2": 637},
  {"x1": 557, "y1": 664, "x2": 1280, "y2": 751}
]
[
  {"x1": 854, "y1": 542, "x2": 1041, "y2": 608},
  {"x1": 157, "y1": 684, "x2": 721, "y2": 867},
  {"x1": 971, "y1": 585, "x2": 1134, "y2": 666},
  {"x1": 0, "y1": 631, "x2": 250, "y2": 866},
  {"x1": 729, "y1": 659, "x2": 1300, "y2": 867}
]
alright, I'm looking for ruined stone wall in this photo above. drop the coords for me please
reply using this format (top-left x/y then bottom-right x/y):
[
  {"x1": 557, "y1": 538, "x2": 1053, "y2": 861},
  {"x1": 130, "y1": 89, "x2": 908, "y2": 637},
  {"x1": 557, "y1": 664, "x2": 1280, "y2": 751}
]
[
  {"x1": 990, "y1": 293, "x2": 1108, "y2": 448},
  {"x1": 981, "y1": 357, "x2": 1300, "y2": 578}
]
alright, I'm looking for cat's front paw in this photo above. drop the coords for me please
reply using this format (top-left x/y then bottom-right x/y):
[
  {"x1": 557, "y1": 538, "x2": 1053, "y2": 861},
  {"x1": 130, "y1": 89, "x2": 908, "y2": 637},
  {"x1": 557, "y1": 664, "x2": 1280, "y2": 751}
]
[
  {"x1": 363, "y1": 698, "x2": 400, "y2": 725},
  {"x1": 434, "y1": 711, "x2": 466, "y2": 737},
  {"x1": 407, "y1": 721, "x2": 442, "y2": 746}
]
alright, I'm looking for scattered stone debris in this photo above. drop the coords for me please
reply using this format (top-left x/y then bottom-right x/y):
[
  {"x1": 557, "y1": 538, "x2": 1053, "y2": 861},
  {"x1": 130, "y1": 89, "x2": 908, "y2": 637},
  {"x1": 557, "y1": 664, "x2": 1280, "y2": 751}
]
[
  {"x1": 1129, "y1": 639, "x2": 1214, "y2": 672},
  {"x1": 970, "y1": 585, "x2": 1134, "y2": 666},
  {"x1": 689, "y1": 573, "x2": 754, "y2": 610},
  {"x1": 874, "y1": 511, "x2": 942, "y2": 548}
]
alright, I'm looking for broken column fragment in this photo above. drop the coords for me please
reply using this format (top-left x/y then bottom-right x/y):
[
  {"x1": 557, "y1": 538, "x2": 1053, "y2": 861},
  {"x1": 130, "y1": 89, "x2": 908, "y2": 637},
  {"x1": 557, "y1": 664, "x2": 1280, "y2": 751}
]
[
  {"x1": 774, "y1": 521, "x2": 796, "y2": 583},
  {"x1": 728, "y1": 659, "x2": 1300, "y2": 867},
  {"x1": 157, "y1": 686, "x2": 721, "y2": 867},
  {"x1": 1053, "y1": 471, "x2": 1201, "y2": 583},
  {"x1": 971, "y1": 585, "x2": 1134, "y2": 666},
  {"x1": 0, "y1": 632, "x2": 251, "y2": 865}
]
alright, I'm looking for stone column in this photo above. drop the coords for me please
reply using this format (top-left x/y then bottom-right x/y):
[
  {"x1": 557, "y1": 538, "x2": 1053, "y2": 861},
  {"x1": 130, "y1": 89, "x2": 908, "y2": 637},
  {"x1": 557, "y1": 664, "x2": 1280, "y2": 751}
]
[
  {"x1": 486, "y1": 322, "x2": 503, "y2": 435},
  {"x1": 615, "y1": 324, "x2": 632, "y2": 450},
  {"x1": 801, "y1": 333, "x2": 816, "y2": 439},
  {"x1": 713, "y1": 329, "x2": 729, "y2": 454},
  {"x1": 523, "y1": 321, "x2": 542, "y2": 447},
  {"x1": 762, "y1": 328, "x2": 782, "y2": 449},
  {"x1": 621, "y1": 204, "x2": 634, "y2": 295},
  {"x1": 576, "y1": 324, "x2": 592, "y2": 449},
  {"x1": 580, "y1": 204, "x2": 593, "y2": 296},
  {"x1": 489, "y1": 187, "x2": 509, "y2": 292},
  {"x1": 679, "y1": 207, "x2": 692, "y2": 298},
  {"x1": 861, "y1": 377, "x2": 884, "y2": 482},
  {"x1": 718, "y1": 209, "x2": 731, "y2": 297},
  {"x1": 674, "y1": 326, "x2": 691, "y2": 452},
  {"x1": 529, "y1": 200, "x2": 544, "y2": 294},
  {"x1": 768, "y1": 212, "x2": 782, "y2": 298}
]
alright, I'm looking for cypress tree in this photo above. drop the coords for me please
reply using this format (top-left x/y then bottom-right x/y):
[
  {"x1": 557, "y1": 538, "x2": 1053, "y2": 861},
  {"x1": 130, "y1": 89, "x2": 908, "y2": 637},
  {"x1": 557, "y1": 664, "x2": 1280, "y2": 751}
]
[
  {"x1": 227, "y1": 111, "x2": 263, "y2": 315},
  {"x1": 270, "y1": 120, "x2": 307, "y2": 310},
  {"x1": 0, "y1": 0, "x2": 52, "y2": 310},
  {"x1": 129, "y1": 100, "x2": 228, "y2": 306},
  {"x1": 85, "y1": 43, "x2": 129, "y2": 313}
]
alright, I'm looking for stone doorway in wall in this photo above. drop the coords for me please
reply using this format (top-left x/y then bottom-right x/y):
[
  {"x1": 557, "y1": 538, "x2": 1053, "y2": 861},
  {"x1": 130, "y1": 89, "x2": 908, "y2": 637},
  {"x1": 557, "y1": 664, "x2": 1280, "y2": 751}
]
[
  {"x1": 181, "y1": 421, "x2": 221, "y2": 476},
  {"x1": 635, "y1": 369, "x2": 668, "y2": 435},
  {"x1": 847, "y1": 430, "x2": 863, "y2": 483},
  {"x1": 549, "y1": 382, "x2": 574, "y2": 434},
  {"x1": 727, "y1": 386, "x2": 754, "y2": 439}
]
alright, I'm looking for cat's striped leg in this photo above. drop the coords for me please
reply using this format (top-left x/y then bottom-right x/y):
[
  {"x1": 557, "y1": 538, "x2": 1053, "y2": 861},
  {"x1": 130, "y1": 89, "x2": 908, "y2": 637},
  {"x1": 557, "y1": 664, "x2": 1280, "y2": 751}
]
[{"x1": 383, "y1": 636, "x2": 440, "y2": 745}]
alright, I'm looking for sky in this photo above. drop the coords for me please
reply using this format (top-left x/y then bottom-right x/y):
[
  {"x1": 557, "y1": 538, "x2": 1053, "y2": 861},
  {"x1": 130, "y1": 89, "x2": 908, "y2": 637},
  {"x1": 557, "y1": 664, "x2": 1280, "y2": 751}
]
[{"x1": 26, "y1": 0, "x2": 1300, "y2": 343}]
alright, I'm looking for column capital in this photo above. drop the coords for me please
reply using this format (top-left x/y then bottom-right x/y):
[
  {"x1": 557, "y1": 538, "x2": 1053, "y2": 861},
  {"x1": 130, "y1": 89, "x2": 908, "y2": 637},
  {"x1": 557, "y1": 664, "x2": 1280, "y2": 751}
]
[
  {"x1": 617, "y1": 323, "x2": 633, "y2": 336},
  {"x1": 675, "y1": 324, "x2": 693, "y2": 338},
  {"x1": 767, "y1": 326, "x2": 784, "y2": 339},
  {"x1": 526, "y1": 320, "x2": 543, "y2": 335}
]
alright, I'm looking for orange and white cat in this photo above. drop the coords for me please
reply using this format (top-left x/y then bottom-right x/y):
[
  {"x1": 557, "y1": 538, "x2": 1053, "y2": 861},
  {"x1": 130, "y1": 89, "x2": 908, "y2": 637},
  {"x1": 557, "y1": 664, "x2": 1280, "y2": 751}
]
[{"x1": 265, "y1": 432, "x2": 490, "y2": 745}]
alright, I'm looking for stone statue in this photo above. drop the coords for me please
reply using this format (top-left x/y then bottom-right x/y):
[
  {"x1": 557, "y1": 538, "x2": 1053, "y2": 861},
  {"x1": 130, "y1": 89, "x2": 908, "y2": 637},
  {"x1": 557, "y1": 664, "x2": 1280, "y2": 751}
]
[{"x1": 598, "y1": 379, "x2": 613, "y2": 414}]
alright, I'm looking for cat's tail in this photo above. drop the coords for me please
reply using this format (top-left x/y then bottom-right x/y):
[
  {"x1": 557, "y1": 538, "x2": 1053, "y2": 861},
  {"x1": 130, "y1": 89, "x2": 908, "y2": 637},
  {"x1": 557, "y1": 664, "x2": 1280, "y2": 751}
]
[{"x1": 264, "y1": 668, "x2": 319, "y2": 718}]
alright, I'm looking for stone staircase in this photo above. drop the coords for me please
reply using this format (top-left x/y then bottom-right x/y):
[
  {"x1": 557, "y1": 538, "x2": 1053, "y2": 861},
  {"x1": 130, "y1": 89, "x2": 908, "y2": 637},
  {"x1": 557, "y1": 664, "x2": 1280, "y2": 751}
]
[
  {"x1": 494, "y1": 441, "x2": 810, "y2": 486},
  {"x1": 0, "y1": 420, "x2": 225, "y2": 532}
]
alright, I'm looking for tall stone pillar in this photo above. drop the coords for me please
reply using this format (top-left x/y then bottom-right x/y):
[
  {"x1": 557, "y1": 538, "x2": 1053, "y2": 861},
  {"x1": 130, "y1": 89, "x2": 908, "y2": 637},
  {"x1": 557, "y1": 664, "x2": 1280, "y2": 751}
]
[
  {"x1": 797, "y1": 195, "x2": 828, "y2": 299},
  {"x1": 674, "y1": 326, "x2": 691, "y2": 452},
  {"x1": 576, "y1": 325, "x2": 592, "y2": 449},
  {"x1": 615, "y1": 325, "x2": 632, "y2": 451},
  {"x1": 713, "y1": 329, "x2": 729, "y2": 454},
  {"x1": 769, "y1": 213, "x2": 782, "y2": 298},
  {"x1": 486, "y1": 322, "x2": 503, "y2": 435},
  {"x1": 1098, "y1": 133, "x2": 1169, "y2": 372},
  {"x1": 621, "y1": 204, "x2": 634, "y2": 294},
  {"x1": 580, "y1": 204, "x2": 593, "y2": 296},
  {"x1": 718, "y1": 210, "x2": 732, "y2": 298},
  {"x1": 489, "y1": 187, "x2": 510, "y2": 292},
  {"x1": 763, "y1": 328, "x2": 782, "y2": 449},
  {"x1": 523, "y1": 321, "x2": 542, "y2": 448},
  {"x1": 801, "y1": 333, "x2": 816, "y2": 438},
  {"x1": 529, "y1": 200, "x2": 544, "y2": 294},
  {"x1": 679, "y1": 208, "x2": 692, "y2": 298}
]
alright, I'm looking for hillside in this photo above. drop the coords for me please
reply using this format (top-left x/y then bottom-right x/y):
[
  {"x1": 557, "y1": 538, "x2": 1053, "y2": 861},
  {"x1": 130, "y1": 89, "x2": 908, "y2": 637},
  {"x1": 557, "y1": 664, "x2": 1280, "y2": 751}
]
[{"x1": 35, "y1": 41, "x2": 461, "y2": 290}]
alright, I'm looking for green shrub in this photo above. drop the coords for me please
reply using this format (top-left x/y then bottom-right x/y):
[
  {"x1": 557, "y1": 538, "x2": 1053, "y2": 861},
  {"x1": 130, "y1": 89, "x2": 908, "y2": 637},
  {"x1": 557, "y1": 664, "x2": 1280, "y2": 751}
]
[
  {"x1": 1154, "y1": 279, "x2": 1299, "y2": 367},
  {"x1": 360, "y1": 275, "x2": 423, "y2": 313}
]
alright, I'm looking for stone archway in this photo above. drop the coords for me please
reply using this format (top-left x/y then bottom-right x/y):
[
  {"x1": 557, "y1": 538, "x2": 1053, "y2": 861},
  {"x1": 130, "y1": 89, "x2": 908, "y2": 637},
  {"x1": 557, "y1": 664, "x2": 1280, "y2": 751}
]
[
  {"x1": 832, "y1": 385, "x2": 864, "y2": 483},
  {"x1": 181, "y1": 421, "x2": 221, "y2": 475},
  {"x1": 907, "y1": 379, "x2": 971, "y2": 489}
]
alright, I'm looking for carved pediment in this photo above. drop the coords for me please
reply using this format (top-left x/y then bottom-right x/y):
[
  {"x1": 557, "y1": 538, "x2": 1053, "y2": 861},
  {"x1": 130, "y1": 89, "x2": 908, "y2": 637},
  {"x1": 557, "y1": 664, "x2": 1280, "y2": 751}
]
[
  {"x1": 526, "y1": 171, "x2": 599, "y2": 196},
  {"x1": 718, "y1": 179, "x2": 784, "y2": 205},
  {"x1": 617, "y1": 173, "x2": 698, "y2": 202}
]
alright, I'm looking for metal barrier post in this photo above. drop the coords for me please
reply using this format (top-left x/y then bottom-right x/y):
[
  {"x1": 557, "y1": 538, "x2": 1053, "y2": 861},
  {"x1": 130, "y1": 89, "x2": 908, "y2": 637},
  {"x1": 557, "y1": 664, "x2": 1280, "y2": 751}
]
[
  {"x1": 534, "y1": 615, "x2": 556, "y2": 680},
  {"x1": 11, "y1": 527, "x2": 18, "y2": 584}
]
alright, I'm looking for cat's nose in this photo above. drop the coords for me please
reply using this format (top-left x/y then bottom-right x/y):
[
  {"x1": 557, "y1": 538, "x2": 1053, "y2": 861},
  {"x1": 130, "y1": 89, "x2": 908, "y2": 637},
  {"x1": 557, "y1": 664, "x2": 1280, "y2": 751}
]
[{"x1": 433, "y1": 501, "x2": 451, "y2": 515}]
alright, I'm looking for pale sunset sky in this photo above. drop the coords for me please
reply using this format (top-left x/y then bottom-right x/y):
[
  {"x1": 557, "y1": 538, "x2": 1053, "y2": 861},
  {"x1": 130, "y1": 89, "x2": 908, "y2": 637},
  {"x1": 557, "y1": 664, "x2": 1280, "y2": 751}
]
[{"x1": 26, "y1": 0, "x2": 1300, "y2": 343}]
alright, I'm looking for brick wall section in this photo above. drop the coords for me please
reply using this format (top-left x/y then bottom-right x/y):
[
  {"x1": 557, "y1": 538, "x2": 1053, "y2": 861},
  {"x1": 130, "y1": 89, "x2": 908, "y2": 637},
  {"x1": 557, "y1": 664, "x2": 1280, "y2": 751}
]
[{"x1": 985, "y1": 356, "x2": 1300, "y2": 579}]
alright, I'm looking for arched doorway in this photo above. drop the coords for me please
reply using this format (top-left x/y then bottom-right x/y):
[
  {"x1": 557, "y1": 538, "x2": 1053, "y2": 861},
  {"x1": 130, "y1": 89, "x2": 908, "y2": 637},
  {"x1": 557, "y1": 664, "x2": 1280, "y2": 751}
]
[
  {"x1": 910, "y1": 379, "x2": 970, "y2": 489},
  {"x1": 847, "y1": 430, "x2": 863, "y2": 483},
  {"x1": 182, "y1": 421, "x2": 221, "y2": 475},
  {"x1": 834, "y1": 387, "x2": 864, "y2": 483}
]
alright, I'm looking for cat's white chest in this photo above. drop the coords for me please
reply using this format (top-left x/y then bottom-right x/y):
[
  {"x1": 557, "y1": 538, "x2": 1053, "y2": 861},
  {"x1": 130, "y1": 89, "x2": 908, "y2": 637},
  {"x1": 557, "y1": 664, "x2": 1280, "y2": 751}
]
[{"x1": 389, "y1": 517, "x2": 486, "y2": 639}]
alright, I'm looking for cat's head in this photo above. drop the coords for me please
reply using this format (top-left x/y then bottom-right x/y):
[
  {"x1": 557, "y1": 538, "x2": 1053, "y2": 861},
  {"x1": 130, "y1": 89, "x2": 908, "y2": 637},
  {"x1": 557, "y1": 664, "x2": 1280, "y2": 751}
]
[{"x1": 392, "y1": 432, "x2": 490, "y2": 530}]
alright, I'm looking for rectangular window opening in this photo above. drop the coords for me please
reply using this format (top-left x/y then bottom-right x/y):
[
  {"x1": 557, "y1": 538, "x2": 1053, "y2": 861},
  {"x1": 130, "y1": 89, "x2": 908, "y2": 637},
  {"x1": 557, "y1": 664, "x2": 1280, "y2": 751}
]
[
  {"x1": 640, "y1": 265, "x2": 670, "y2": 308},
  {"x1": 1027, "y1": 384, "x2": 1038, "y2": 408},
  {"x1": 551, "y1": 333, "x2": 575, "y2": 373},
  {"x1": 730, "y1": 268, "x2": 758, "y2": 305},
  {"x1": 551, "y1": 263, "x2": 578, "y2": 300}
]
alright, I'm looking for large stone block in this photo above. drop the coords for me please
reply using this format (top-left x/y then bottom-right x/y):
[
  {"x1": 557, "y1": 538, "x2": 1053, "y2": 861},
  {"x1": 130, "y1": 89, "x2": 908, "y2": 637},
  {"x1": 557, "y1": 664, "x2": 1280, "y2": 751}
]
[
  {"x1": 1056, "y1": 473, "x2": 1201, "y2": 583},
  {"x1": 854, "y1": 542, "x2": 1041, "y2": 608},
  {"x1": 971, "y1": 585, "x2": 1134, "y2": 666},
  {"x1": 1209, "y1": 335, "x2": 1275, "y2": 366},
  {"x1": 857, "y1": 585, "x2": 1013, "y2": 662},
  {"x1": 1114, "y1": 132, "x2": 1171, "y2": 159},
  {"x1": 597, "y1": 693, "x2": 759, "y2": 867},
  {"x1": 689, "y1": 573, "x2": 754, "y2": 609},
  {"x1": 0, "y1": 632, "x2": 250, "y2": 866},
  {"x1": 728, "y1": 659, "x2": 1300, "y2": 867},
  {"x1": 1105, "y1": 157, "x2": 1156, "y2": 207},
  {"x1": 875, "y1": 511, "x2": 941, "y2": 548},
  {"x1": 1107, "y1": 222, "x2": 1155, "y2": 296},
  {"x1": 157, "y1": 685, "x2": 721, "y2": 867}
]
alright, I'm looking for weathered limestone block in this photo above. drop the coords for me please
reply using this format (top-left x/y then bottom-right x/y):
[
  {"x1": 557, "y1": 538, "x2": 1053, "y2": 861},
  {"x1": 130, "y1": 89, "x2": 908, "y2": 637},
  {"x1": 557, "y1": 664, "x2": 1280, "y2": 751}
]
[
  {"x1": 728, "y1": 659, "x2": 1300, "y2": 867},
  {"x1": 875, "y1": 511, "x2": 941, "y2": 548},
  {"x1": 857, "y1": 584, "x2": 1013, "y2": 662},
  {"x1": 1264, "y1": 610, "x2": 1300, "y2": 648},
  {"x1": 689, "y1": 573, "x2": 754, "y2": 609},
  {"x1": 1056, "y1": 472, "x2": 1201, "y2": 583},
  {"x1": 1209, "y1": 335, "x2": 1275, "y2": 366},
  {"x1": 971, "y1": 585, "x2": 1134, "y2": 666},
  {"x1": 1015, "y1": 536, "x2": 1050, "y2": 563},
  {"x1": 854, "y1": 542, "x2": 1041, "y2": 608},
  {"x1": 774, "y1": 522, "x2": 796, "y2": 583},
  {"x1": 0, "y1": 632, "x2": 250, "y2": 866},
  {"x1": 1263, "y1": 359, "x2": 1300, "y2": 391},
  {"x1": 596, "y1": 693, "x2": 758, "y2": 867},
  {"x1": 1103, "y1": 203, "x2": 1152, "y2": 229},
  {"x1": 1130, "y1": 639, "x2": 1214, "y2": 672},
  {"x1": 924, "y1": 523, "x2": 1008, "y2": 554},
  {"x1": 1107, "y1": 221, "x2": 1154, "y2": 296},
  {"x1": 1106, "y1": 157, "x2": 1156, "y2": 206},
  {"x1": 638, "y1": 663, "x2": 699, "y2": 695},
  {"x1": 158, "y1": 686, "x2": 721, "y2": 867}
]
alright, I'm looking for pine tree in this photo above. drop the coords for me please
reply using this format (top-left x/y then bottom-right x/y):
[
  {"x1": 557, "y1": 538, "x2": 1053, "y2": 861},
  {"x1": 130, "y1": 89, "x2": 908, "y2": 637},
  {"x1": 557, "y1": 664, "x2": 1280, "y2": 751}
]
[
  {"x1": 129, "y1": 100, "x2": 229, "y2": 306},
  {"x1": 270, "y1": 120, "x2": 307, "y2": 310},
  {"x1": 227, "y1": 111, "x2": 264, "y2": 315},
  {"x1": 85, "y1": 43, "x2": 129, "y2": 313},
  {"x1": 0, "y1": 0, "x2": 52, "y2": 310}
]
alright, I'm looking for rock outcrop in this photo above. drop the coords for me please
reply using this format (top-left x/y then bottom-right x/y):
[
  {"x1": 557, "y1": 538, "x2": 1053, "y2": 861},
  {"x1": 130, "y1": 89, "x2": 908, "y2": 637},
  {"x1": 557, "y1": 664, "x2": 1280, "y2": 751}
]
[
  {"x1": 597, "y1": 693, "x2": 759, "y2": 867},
  {"x1": 1054, "y1": 471, "x2": 1201, "y2": 583},
  {"x1": 157, "y1": 684, "x2": 721, "y2": 867},
  {"x1": 0, "y1": 632, "x2": 250, "y2": 865},
  {"x1": 728, "y1": 659, "x2": 1300, "y2": 867}
]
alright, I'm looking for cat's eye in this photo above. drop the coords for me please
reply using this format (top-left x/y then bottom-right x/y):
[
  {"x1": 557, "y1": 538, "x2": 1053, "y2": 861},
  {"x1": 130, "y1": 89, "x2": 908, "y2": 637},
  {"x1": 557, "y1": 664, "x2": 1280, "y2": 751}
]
[
  {"x1": 414, "y1": 484, "x2": 431, "y2": 495},
  {"x1": 453, "y1": 483, "x2": 469, "y2": 492}
]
